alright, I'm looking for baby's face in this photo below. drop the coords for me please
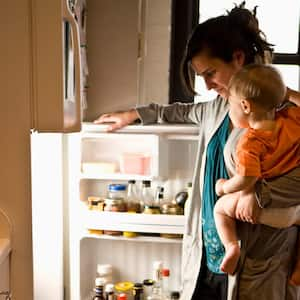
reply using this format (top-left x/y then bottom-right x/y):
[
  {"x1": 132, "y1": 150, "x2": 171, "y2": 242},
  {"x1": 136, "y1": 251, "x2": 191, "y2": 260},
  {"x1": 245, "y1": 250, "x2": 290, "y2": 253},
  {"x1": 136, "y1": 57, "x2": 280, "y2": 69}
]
[{"x1": 228, "y1": 91, "x2": 249, "y2": 128}]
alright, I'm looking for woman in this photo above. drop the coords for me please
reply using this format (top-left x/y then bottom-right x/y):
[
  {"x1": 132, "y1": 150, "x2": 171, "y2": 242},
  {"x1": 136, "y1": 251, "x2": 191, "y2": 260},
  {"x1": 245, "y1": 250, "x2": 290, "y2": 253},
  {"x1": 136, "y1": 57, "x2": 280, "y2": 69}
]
[{"x1": 94, "y1": 3, "x2": 300, "y2": 300}]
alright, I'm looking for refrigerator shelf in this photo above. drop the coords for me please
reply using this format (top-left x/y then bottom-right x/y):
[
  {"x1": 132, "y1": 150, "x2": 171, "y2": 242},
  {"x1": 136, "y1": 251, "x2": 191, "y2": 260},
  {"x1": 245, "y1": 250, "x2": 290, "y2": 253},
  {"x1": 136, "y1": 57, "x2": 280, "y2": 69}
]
[
  {"x1": 83, "y1": 232, "x2": 183, "y2": 244},
  {"x1": 80, "y1": 171, "x2": 153, "y2": 181},
  {"x1": 82, "y1": 210, "x2": 185, "y2": 234}
]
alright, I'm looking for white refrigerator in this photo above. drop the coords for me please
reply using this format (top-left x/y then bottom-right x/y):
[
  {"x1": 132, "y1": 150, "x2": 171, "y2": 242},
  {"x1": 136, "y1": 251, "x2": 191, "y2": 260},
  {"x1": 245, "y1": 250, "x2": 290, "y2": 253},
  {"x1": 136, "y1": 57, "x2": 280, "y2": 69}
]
[{"x1": 1, "y1": 1, "x2": 197, "y2": 299}]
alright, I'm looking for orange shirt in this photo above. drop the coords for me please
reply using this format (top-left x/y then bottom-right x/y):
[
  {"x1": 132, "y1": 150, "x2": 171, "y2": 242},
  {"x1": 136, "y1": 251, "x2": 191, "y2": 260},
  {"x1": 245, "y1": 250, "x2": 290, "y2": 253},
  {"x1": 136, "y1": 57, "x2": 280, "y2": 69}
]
[{"x1": 236, "y1": 106, "x2": 300, "y2": 178}]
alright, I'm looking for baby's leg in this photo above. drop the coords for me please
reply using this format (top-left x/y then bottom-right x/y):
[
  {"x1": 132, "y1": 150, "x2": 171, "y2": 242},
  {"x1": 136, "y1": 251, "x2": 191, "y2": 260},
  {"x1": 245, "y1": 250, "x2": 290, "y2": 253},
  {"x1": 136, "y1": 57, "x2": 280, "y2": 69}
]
[{"x1": 214, "y1": 193, "x2": 240, "y2": 275}]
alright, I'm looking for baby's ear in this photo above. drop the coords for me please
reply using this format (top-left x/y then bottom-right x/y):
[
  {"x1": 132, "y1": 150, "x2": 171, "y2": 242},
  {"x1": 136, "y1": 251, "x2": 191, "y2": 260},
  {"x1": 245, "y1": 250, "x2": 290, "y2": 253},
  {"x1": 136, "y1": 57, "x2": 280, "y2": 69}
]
[{"x1": 241, "y1": 99, "x2": 251, "y2": 114}]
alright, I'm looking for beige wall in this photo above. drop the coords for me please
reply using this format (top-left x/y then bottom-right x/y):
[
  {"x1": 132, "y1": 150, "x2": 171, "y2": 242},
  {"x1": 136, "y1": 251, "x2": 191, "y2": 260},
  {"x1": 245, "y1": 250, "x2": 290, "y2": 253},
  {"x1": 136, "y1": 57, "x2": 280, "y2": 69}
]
[{"x1": 0, "y1": 0, "x2": 33, "y2": 299}]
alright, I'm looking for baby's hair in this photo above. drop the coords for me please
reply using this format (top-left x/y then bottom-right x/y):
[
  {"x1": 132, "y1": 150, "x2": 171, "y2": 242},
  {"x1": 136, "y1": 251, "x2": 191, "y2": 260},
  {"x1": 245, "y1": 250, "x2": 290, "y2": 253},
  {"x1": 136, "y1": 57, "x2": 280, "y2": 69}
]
[{"x1": 228, "y1": 64, "x2": 286, "y2": 111}]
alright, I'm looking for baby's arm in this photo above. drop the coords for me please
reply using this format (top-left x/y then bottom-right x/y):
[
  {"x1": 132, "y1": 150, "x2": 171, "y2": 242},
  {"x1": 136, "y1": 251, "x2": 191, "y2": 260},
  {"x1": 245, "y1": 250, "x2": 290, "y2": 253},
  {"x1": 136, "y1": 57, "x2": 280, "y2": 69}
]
[{"x1": 216, "y1": 174, "x2": 258, "y2": 196}]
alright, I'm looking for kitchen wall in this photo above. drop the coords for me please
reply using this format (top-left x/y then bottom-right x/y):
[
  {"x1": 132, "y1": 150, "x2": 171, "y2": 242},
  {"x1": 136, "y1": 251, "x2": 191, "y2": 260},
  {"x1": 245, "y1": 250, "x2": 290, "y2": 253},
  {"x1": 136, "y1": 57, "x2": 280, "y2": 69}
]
[{"x1": 0, "y1": 0, "x2": 33, "y2": 299}]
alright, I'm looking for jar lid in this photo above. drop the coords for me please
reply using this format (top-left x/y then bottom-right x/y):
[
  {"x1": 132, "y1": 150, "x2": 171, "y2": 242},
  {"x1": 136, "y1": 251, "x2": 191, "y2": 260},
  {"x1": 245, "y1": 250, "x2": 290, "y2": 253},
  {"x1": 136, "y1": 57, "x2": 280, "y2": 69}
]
[
  {"x1": 105, "y1": 283, "x2": 114, "y2": 292},
  {"x1": 170, "y1": 291, "x2": 180, "y2": 299},
  {"x1": 95, "y1": 277, "x2": 105, "y2": 287},
  {"x1": 143, "y1": 279, "x2": 154, "y2": 286},
  {"x1": 117, "y1": 293, "x2": 127, "y2": 300},
  {"x1": 108, "y1": 184, "x2": 127, "y2": 191},
  {"x1": 133, "y1": 283, "x2": 143, "y2": 290},
  {"x1": 128, "y1": 179, "x2": 136, "y2": 184},
  {"x1": 142, "y1": 180, "x2": 151, "y2": 186},
  {"x1": 97, "y1": 263, "x2": 113, "y2": 275},
  {"x1": 114, "y1": 281, "x2": 134, "y2": 292}
]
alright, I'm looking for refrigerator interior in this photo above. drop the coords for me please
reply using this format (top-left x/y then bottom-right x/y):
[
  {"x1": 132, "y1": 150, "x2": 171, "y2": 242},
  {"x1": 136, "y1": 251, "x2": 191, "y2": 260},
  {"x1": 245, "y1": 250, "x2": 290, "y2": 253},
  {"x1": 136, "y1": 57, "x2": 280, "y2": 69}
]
[{"x1": 67, "y1": 125, "x2": 199, "y2": 299}]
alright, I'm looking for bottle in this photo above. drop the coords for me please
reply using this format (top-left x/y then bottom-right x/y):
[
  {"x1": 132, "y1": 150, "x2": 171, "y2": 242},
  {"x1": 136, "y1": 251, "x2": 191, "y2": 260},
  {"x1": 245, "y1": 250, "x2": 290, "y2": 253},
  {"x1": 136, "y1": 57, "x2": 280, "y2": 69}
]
[
  {"x1": 132, "y1": 282, "x2": 144, "y2": 300},
  {"x1": 104, "y1": 283, "x2": 115, "y2": 300},
  {"x1": 154, "y1": 186, "x2": 164, "y2": 209},
  {"x1": 143, "y1": 279, "x2": 154, "y2": 299},
  {"x1": 170, "y1": 291, "x2": 180, "y2": 300},
  {"x1": 152, "y1": 261, "x2": 163, "y2": 294},
  {"x1": 127, "y1": 180, "x2": 141, "y2": 213},
  {"x1": 92, "y1": 277, "x2": 105, "y2": 300},
  {"x1": 161, "y1": 269, "x2": 170, "y2": 299},
  {"x1": 141, "y1": 180, "x2": 154, "y2": 207}
]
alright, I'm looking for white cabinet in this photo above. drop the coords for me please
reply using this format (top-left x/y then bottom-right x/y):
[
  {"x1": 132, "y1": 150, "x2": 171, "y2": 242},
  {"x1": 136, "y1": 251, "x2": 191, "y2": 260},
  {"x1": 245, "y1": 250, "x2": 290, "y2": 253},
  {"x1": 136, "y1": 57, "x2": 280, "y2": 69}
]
[{"x1": 67, "y1": 123, "x2": 199, "y2": 300}]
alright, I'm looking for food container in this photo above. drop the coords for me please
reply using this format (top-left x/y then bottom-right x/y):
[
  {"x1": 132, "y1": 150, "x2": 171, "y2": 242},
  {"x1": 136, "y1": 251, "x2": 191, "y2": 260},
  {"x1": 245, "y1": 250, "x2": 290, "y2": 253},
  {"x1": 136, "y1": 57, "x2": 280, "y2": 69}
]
[{"x1": 120, "y1": 153, "x2": 151, "y2": 175}]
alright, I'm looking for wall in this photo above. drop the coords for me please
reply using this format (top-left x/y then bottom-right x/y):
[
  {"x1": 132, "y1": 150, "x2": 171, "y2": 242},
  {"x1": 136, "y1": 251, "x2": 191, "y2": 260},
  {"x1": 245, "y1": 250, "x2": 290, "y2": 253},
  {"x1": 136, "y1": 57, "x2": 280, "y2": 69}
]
[{"x1": 0, "y1": 0, "x2": 33, "y2": 299}]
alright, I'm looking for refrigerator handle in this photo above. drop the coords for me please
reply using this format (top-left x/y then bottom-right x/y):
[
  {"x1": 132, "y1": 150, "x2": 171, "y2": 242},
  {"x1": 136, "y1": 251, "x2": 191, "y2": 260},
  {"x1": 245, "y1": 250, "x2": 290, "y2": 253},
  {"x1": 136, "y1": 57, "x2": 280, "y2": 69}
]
[{"x1": 62, "y1": 0, "x2": 82, "y2": 131}]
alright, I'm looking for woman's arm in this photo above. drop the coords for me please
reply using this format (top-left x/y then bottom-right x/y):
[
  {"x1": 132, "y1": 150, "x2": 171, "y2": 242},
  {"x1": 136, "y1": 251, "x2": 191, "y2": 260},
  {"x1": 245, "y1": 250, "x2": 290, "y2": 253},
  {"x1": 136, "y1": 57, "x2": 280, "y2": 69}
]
[{"x1": 285, "y1": 87, "x2": 300, "y2": 106}]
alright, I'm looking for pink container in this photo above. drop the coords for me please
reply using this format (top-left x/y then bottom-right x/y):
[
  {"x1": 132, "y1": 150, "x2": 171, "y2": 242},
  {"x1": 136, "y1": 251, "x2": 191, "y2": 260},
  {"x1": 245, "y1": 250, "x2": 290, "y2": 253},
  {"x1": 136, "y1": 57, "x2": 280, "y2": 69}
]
[{"x1": 120, "y1": 153, "x2": 151, "y2": 175}]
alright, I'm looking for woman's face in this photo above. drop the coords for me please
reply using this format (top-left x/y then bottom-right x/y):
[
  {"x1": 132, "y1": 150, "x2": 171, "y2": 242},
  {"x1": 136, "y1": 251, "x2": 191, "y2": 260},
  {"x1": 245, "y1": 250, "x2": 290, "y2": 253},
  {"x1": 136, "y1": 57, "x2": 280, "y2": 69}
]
[{"x1": 191, "y1": 51, "x2": 245, "y2": 99}]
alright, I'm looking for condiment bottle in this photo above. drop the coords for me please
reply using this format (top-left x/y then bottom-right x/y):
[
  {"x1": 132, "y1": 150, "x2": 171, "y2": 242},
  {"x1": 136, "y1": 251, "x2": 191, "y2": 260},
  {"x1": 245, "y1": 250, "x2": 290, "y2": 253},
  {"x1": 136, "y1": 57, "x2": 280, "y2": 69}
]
[
  {"x1": 127, "y1": 180, "x2": 141, "y2": 213},
  {"x1": 143, "y1": 279, "x2": 154, "y2": 299},
  {"x1": 92, "y1": 277, "x2": 105, "y2": 300},
  {"x1": 132, "y1": 283, "x2": 144, "y2": 300},
  {"x1": 104, "y1": 283, "x2": 115, "y2": 300},
  {"x1": 161, "y1": 269, "x2": 170, "y2": 299},
  {"x1": 123, "y1": 180, "x2": 140, "y2": 238},
  {"x1": 141, "y1": 180, "x2": 154, "y2": 208}
]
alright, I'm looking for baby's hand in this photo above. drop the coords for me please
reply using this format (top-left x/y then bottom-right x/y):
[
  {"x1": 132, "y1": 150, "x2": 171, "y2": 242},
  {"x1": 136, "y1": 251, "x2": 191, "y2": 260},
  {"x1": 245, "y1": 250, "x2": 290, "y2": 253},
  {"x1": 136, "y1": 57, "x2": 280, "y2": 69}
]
[{"x1": 215, "y1": 178, "x2": 227, "y2": 196}]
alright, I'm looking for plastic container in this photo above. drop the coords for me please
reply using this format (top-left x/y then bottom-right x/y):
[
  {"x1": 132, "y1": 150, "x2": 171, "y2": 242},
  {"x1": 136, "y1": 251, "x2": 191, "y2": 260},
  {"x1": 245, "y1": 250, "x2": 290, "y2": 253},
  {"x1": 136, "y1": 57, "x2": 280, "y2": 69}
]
[
  {"x1": 115, "y1": 281, "x2": 134, "y2": 300},
  {"x1": 97, "y1": 264, "x2": 113, "y2": 285},
  {"x1": 120, "y1": 153, "x2": 151, "y2": 175}
]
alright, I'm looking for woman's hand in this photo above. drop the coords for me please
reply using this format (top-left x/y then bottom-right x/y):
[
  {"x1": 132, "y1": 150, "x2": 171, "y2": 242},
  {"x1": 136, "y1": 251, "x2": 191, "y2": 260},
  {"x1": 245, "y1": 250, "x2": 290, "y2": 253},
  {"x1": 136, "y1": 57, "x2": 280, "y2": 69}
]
[
  {"x1": 235, "y1": 190, "x2": 260, "y2": 223},
  {"x1": 215, "y1": 178, "x2": 227, "y2": 196},
  {"x1": 93, "y1": 109, "x2": 139, "y2": 132},
  {"x1": 285, "y1": 87, "x2": 300, "y2": 107}
]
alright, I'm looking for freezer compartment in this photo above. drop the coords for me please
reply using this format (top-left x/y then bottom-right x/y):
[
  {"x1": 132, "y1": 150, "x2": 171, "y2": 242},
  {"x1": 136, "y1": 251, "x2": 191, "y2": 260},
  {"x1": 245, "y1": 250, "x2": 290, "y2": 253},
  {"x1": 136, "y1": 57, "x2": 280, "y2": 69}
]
[
  {"x1": 80, "y1": 236, "x2": 182, "y2": 299},
  {"x1": 81, "y1": 133, "x2": 168, "y2": 179}
]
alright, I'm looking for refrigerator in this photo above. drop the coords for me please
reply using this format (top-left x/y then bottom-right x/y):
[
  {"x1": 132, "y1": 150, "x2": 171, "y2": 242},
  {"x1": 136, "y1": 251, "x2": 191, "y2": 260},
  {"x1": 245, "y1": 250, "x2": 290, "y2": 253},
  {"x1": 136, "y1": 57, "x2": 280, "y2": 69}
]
[{"x1": 1, "y1": 0, "x2": 198, "y2": 299}]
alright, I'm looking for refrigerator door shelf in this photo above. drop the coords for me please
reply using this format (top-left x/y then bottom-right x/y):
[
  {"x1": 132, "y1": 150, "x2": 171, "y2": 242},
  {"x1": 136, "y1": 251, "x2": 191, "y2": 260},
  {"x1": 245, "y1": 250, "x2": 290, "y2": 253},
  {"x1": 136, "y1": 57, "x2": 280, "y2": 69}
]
[
  {"x1": 82, "y1": 209, "x2": 185, "y2": 235},
  {"x1": 84, "y1": 232, "x2": 183, "y2": 244}
]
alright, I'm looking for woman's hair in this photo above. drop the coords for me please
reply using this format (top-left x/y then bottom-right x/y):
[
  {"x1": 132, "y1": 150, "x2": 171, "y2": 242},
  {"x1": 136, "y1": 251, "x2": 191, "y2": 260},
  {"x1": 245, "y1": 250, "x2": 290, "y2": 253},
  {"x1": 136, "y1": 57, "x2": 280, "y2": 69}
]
[
  {"x1": 228, "y1": 64, "x2": 286, "y2": 111},
  {"x1": 181, "y1": 1, "x2": 274, "y2": 96}
]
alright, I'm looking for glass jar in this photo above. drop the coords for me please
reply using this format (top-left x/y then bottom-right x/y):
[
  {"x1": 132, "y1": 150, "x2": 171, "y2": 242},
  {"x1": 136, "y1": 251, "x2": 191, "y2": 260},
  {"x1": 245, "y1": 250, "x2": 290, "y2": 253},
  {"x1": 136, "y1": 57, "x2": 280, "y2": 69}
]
[{"x1": 108, "y1": 184, "x2": 127, "y2": 200}]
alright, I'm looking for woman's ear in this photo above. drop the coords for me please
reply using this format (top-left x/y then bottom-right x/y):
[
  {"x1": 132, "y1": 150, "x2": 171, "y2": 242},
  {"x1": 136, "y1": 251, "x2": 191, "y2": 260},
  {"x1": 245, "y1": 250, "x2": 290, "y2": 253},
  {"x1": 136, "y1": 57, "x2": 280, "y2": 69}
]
[
  {"x1": 241, "y1": 99, "x2": 251, "y2": 114},
  {"x1": 232, "y1": 50, "x2": 245, "y2": 67}
]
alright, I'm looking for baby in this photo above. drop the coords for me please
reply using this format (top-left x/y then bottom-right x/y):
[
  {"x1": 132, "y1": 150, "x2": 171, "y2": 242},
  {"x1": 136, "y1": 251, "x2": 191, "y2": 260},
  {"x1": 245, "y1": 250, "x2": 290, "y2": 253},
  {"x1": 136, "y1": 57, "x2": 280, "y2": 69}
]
[{"x1": 214, "y1": 64, "x2": 300, "y2": 280}]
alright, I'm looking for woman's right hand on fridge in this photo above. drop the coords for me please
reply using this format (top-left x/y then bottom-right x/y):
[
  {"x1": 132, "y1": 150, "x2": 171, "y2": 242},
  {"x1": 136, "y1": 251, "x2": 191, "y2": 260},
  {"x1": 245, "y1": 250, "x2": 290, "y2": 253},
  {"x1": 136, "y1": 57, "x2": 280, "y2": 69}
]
[{"x1": 94, "y1": 109, "x2": 140, "y2": 131}]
